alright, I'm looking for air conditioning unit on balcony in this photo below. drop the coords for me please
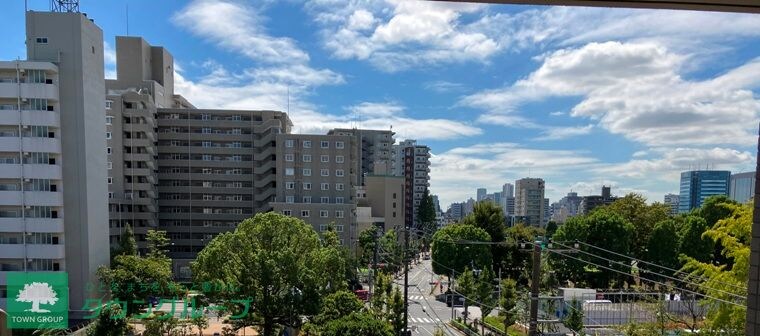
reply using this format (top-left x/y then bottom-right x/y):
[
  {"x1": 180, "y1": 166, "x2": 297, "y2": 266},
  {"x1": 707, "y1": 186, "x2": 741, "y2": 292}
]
[
  {"x1": 22, "y1": 125, "x2": 29, "y2": 129},
  {"x1": 21, "y1": 98, "x2": 28, "y2": 102}
]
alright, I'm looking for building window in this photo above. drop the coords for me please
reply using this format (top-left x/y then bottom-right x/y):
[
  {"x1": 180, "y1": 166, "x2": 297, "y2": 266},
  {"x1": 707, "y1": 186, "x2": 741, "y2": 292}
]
[
  {"x1": 320, "y1": 210, "x2": 329, "y2": 218},
  {"x1": 202, "y1": 127, "x2": 211, "y2": 134},
  {"x1": 303, "y1": 168, "x2": 311, "y2": 176},
  {"x1": 303, "y1": 182, "x2": 312, "y2": 190},
  {"x1": 321, "y1": 183, "x2": 329, "y2": 191},
  {"x1": 303, "y1": 196, "x2": 312, "y2": 203},
  {"x1": 303, "y1": 155, "x2": 311, "y2": 162},
  {"x1": 321, "y1": 155, "x2": 329, "y2": 163},
  {"x1": 202, "y1": 154, "x2": 212, "y2": 161},
  {"x1": 301, "y1": 210, "x2": 310, "y2": 217},
  {"x1": 321, "y1": 197, "x2": 329, "y2": 203},
  {"x1": 321, "y1": 169, "x2": 329, "y2": 177},
  {"x1": 201, "y1": 114, "x2": 210, "y2": 120},
  {"x1": 285, "y1": 154, "x2": 294, "y2": 162},
  {"x1": 285, "y1": 168, "x2": 294, "y2": 176},
  {"x1": 303, "y1": 140, "x2": 311, "y2": 148},
  {"x1": 106, "y1": 132, "x2": 112, "y2": 139},
  {"x1": 336, "y1": 156, "x2": 344, "y2": 163},
  {"x1": 336, "y1": 141, "x2": 344, "y2": 149},
  {"x1": 108, "y1": 192, "x2": 113, "y2": 199},
  {"x1": 35, "y1": 37, "x2": 48, "y2": 44},
  {"x1": 107, "y1": 161, "x2": 112, "y2": 170},
  {"x1": 105, "y1": 100, "x2": 113, "y2": 109},
  {"x1": 336, "y1": 183, "x2": 344, "y2": 191},
  {"x1": 286, "y1": 139, "x2": 294, "y2": 148},
  {"x1": 392, "y1": 202, "x2": 396, "y2": 209},
  {"x1": 393, "y1": 193, "x2": 397, "y2": 199},
  {"x1": 336, "y1": 225, "x2": 344, "y2": 232},
  {"x1": 107, "y1": 177, "x2": 113, "y2": 184},
  {"x1": 336, "y1": 211, "x2": 344, "y2": 218},
  {"x1": 336, "y1": 169, "x2": 344, "y2": 177},
  {"x1": 283, "y1": 210, "x2": 292, "y2": 216},
  {"x1": 106, "y1": 116, "x2": 113, "y2": 125},
  {"x1": 202, "y1": 141, "x2": 212, "y2": 148},
  {"x1": 393, "y1": 211, "x2": 396, "y2": 218},
  {"x1": 286, "y1": 196, "x2": 294, "y2": 203},
  {"x1": 319, "y1": 224, "x2": 327, "y2": 232},
  {"x1": 321, "y1": 141, "x2": 329, "y2": 148},
  {"x1": 336, "y1": 197, "x2": 344, "y2": 203},
  {"x1": 286, "y1": 182, "x2": 295, "y2": 190}
]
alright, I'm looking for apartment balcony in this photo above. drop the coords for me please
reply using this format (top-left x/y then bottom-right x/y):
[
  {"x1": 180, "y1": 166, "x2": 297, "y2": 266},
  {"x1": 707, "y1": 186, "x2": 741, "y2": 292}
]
[
  {"x1": 0, "y1": 243, "x2": 64, "y2": 259},
  {"x1": 124, "y1": 138, "x2": 154, "y2": 148},
  {"x1": 124, "y1": 167, "x2": 151, "y2": 177},
  {"x1": 0, "y1": 217, "x2": 64, "y2": 233},
  {"x1": 0, "y1": 82, "x2": 58, "y2": 100},
  {"x1": 0, "y1": 137, "x2": 61, "y2": 153},
  {"x1": 124, "y1": 153, "x2": 153, "y2": 162},
  {"x1": 0, "y1": 110, "x2": 59, "y2": 127}
]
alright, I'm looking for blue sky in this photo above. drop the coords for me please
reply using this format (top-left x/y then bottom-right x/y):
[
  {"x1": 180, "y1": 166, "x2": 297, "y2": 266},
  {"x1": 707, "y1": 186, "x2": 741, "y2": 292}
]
[{"x1": 3, "y1": 0, "x2": 760, "y2": 207}]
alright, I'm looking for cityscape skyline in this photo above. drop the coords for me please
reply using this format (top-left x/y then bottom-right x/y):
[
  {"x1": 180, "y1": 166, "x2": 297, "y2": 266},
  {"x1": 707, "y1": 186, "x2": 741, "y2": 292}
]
[{"x1": 2, "y1": 1, "x2": 759, "y2": 207}]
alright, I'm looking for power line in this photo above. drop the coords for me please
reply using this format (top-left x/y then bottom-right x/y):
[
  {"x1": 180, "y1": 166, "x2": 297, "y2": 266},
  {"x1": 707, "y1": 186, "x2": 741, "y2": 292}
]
[
  {"x1": 545, "y1": 248, "x2": 745, "y2": 308},
  {"x1": 576, "y1": 241, "x2": 746, "y2": 291},
  {"x1": 551, "y1": 241, "x2": 746, "y2": 301}
]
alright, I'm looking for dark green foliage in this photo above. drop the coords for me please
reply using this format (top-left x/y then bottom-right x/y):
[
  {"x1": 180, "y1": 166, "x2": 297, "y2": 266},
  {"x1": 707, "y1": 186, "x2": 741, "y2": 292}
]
[
  {"x1": 85, "y1": 303, "x2": 130, "y2": 336},
  {"x1": 564, "y1": 299, "x2": 584, "y2": 334},
  {"x1": 679, "y1": 215, "x2": 714, "y2": 263},
  {"x1": 605, "y1": 194, "x2": 670, "y2": 260},
  {"x1": 431, "y1": 224, "x2": 492, "y2": 276},
  {"x1": 417, "y1": 189, "x2": 438, "y2": 237},
  {"x1": 646, "y1": 219, "x2": 681, "y2": 274},
  {"x1": 463, "y1": 201, "x2": 507, "y2": 272},
  {"x1": 313, "y1": 290, "x2": 364, "y2": 325},
  {"x1": 320, "y1": 312, "x2": 394, "y2": 336},
  {"x1": 499, "y1": 278, "x2": 518, "y2": 331}
]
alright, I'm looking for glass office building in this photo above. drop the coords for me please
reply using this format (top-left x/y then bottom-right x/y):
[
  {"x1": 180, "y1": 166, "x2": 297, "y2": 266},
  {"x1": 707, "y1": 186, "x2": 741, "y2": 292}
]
[
  {"x1": 678, "y1": 170, "x2": 731, "y2": 213},
  {"x1": 730, "y1": 171, "x2": 756, "y2": 204}
]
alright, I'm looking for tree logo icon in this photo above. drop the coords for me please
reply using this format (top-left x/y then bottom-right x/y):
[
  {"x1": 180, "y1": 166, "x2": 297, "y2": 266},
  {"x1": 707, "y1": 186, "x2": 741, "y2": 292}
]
[{"x1": 15, "y1": 282, "x2": 59, "y2": 313}]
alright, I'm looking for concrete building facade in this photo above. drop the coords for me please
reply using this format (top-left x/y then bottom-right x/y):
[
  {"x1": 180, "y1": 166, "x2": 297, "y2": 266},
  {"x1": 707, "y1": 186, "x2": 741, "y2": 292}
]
[
  {"x1": 664, "y1": 193, "x2": 680, "y2": 215},
  {"x1": 390, "y1": 139, "x2": 431, "y2": 227},
  {"x1": 0, "y1": 10, "x2": 110, "y2": 319},
  {"x1": 515, "y1": 178, "x2": 545, "y2": 226}
]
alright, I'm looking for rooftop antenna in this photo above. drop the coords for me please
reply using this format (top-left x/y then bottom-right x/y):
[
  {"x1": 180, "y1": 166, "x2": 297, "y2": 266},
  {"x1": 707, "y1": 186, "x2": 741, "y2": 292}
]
[{"x1": 51, "y1": 0, "x2": 79, "y2": 13}]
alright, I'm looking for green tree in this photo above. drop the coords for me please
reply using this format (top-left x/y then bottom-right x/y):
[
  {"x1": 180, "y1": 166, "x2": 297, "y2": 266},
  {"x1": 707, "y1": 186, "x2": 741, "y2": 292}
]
[
  {"x1": 564, "y1": 299, "x2": 584, "y2": 335},
  {"x1": 388, "y1": 287, "x2": 405, "y2": 335},
  {"x1": 605, "y1": 194, "x2": 670, "y2": 260},
  {"x1": 85, "y1": 303, "x2": 130, "y2": 336},
  {"x1": 646, "y1": 219, "x2": 681, "y2": 274},
  {"x1": 681, "y1": 201, "x2": 750, "y2": 333},
  {"x1": 417, "y1": 189, "x2": 438, "y2": 240},
  {"x1": 456, "y1": 268, "x2": 477, "y2": 325},
  {"x1": 320, "y1": 312, "x2": 394, "y2": 336},
  {"x1": 431, "y1": 224, "x2": 492, "y2": 277},
  {"x1": 696, "y1": 195, "x2": 738, "y2": 227},
  {"x1": 380, "y1": 229, "x2": 402, "y2": 274},
  {"x1": 499, "y1": 278, "x2": 518, "y2": 332},
  {"x1": 463, "y1": 201, "x2": 507, "y2": 272},
  {"x1": 114, "y1": 224, "x2": 137, "y2": 257},
  {"x1": 317, "y1": 228, "x2": 349, "y2": 292},
  {"x1": 584, "y1": 209, "x2": 635, "y2": 287},
  {"x1": 191, "y1": 315, "x2": 209, "y2": 336},
  {"x1": 192, "y1": 213, "x2": 339, "y2": 336},
  {"x1": 549, "y1": 216, "x2": 589, "y2": 285},
  {"x1": 476, "y1": 268, "x2": 496, "y2": 335},
  {"x1": 546, "y1": 221, "x2": 558, "y2": 238},
  {"x1": 503, "y1": 223, "x2": 544, "y2": 282},
  {"x1": 359, "y1": 226, "x2": 380, "y2": 266},
  {"x1": 313, "y1": 290, "x2": 364, "y2": 326},
  {"x1": 97, "y1": 229, "x2": 175, "y2": 317},
  {"x1": 679, "y1": 215, "x2": 714, "y2": 263}
]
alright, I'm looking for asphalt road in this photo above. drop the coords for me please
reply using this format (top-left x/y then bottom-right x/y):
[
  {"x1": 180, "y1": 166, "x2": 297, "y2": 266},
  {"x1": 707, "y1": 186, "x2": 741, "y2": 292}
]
[{"x1": 395, "y1": 258, "x2": 464, "y2": 336}]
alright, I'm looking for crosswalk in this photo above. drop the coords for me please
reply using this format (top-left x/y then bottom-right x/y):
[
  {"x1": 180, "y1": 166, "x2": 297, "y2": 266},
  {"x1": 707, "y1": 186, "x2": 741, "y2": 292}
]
[{"x1": 408, "y1": 317, "x2": 441, "y2": 324}]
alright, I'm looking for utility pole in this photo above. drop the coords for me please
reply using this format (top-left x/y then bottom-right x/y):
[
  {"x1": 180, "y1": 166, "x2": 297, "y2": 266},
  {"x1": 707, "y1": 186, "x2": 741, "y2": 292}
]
[
  {"x1": 369, "y1": 228, "x2": 380, "y2": 307},
  {"x1": 451, "y1": 270, "x2": 455, "y2": 320},
  {"x1": 529, "y1": 241, "x2": 541, "y2": 336},
  {"x1": 403, "y1": 225, "x2": 410, "y2": 336}
]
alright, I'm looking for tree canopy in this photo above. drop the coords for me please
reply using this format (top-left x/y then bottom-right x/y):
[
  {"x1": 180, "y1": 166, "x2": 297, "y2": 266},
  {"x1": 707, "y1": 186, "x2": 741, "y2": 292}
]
[
  {"x1": 431, "y1": 224, "x2": 492, "y2": 276},
  {"x1": 462, "y1": 201, "x2": 507, "y2": 272}
]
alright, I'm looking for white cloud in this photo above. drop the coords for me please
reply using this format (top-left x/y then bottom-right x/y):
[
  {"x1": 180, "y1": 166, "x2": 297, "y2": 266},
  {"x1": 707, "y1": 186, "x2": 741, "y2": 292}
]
[
  {"x1": 306, "y1": 0, "x2": 501, "y2": 72},
  {"x1": 173, "y1": 0, "x2": 309, "y2": 64},
  {"x1": 533, "y1": 124, "x2": 594, "y2": 141},
  {"x1": 424, "y1": 80, "x2": 465, "y2": 93},
  {"x1": 104, "y1": 41, "x2": 116, "y2": 79},
  {"x1": 462, "y1": 42, "x2": 760, "y2": 147}
]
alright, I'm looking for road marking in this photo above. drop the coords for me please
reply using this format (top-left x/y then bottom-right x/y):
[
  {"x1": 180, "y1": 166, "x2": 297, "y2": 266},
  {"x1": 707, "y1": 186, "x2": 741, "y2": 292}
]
[{"x1": 408, "y1": 295, "x2": 425, "y2": 301}]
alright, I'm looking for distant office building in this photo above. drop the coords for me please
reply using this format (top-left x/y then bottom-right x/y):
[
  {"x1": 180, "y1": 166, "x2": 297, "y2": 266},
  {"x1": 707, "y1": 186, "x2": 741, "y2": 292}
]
[
  {"x1": 679, "y1": 170, "x2": 731, "y2": 213},
  {"x1": 477, "y1": 188, "x2": 487, "y2": 201},
  {"x1": 730, "y1": 171, "x2": 755, "y2": 204},
  {"x1": 502, "y1": 183, "x2": 514, "y2": 198},
  {"x1": 579, "y1": 186, "x2": 618, "y2": 214},
  {"x1": 448, "y1": 202, "x2": 463, "y2": 221},
  {"x1": 543, "y1": 198, "x2": 551, "y2": 226},
  {"x1": 501, "y1": 183, "x2": 515, "y2": 219},
  {"x1": 664, "y1": 193, "x2": 680, "y2": 215},
  {"x1": 504, "y1": 196, "x2": 515, "y2": 218},
  {"x1": 551, "y1": 192, "x2": 582, "y2": 223},
  {"x1": 515, "y1": 178, "x2": 545, "y2": 226},
  {"x1": 463, "y1": 198, "x2": 475, "y2": 217}
]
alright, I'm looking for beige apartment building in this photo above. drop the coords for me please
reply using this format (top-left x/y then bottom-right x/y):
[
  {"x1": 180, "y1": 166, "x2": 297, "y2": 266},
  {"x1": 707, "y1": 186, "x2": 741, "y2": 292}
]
[
  {"x1": 271, "y1": 134, "x2": 358, "y2": 247},
  {"x1": 0, "y1": 10, "x2": 110, "y2": 319},
  {"x1": 105, "y1": 36, "x2": 291, "y2": 279},
  {"x1": 515, "y1": 177, "x2": 546, "y2": 227},
  {"x1": 327, "y1": 129, "x2": 393, "y2": 186}
]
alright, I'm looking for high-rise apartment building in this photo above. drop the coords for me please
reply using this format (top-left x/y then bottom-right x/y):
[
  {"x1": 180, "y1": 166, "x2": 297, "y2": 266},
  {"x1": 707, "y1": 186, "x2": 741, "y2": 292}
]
[
  {"x1": 663, "y1": 193, "x2": 680, "y2": 215},
  {"x1": 105, "y1": 36, "x2": 291, "y2": 279},
  {"x1": 515, "y1": 178, "x2": 545, "y2": 226},
  {"x1": 271, "y1": 134, "x2": 358, "y2": 248},
  {"x1": 448, "y1": 203, "x2": 463, "y2": 221},
  {"x1": 543, "y1": 198, "x2": 551, "y2": 226},
  {"x1": 550, "y1": 192, "x2": 582, "y2": 223},
  {"x1": 0, "y1": 10, "x2": 110, "y2": 319},
  {"x1": 331, "y1": 128, "x2": 393, "y2": 186},
  {"x1": 390, "y1": 139, "x2": 430, "y2": 227},
  {"x1": 730, "y1": 171, "x2": 755, "y2": 204},
  {"x1": 579, "y1": 186, "x2": 618, "y2": 214},
  {"x1": 679, "y1": 170, "x2": 731, "y2": 213}
]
